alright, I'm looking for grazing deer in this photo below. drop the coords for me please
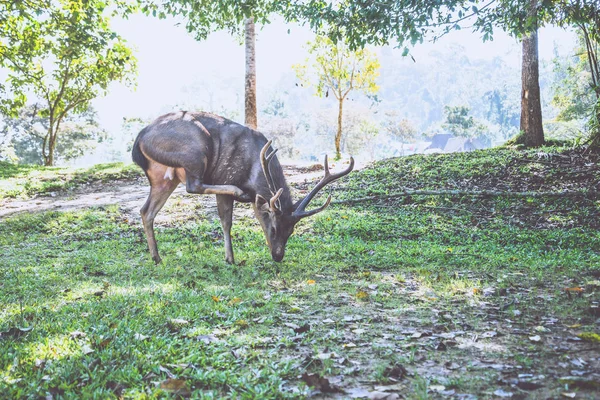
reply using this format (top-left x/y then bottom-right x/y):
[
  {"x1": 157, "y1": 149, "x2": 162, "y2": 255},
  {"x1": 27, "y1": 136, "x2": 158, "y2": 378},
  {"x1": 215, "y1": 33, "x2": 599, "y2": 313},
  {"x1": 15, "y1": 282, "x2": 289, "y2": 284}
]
[{"x1": 132, "y1": 111, "x2": 354, "y2": 264}]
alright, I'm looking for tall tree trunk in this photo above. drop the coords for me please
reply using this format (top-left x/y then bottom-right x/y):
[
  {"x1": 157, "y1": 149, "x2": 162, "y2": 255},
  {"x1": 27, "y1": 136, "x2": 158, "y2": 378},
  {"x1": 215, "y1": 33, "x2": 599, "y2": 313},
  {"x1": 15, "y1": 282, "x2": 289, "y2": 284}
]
[
  {"x1": 245, "y1": 17, "x2": 257, "y2": 130},
  {"x1": 43, "y1": 126, "x2": 55, "y2": 166},
  {"x1": 335, "y1": 97, "x2": 343, "y2": 159},
  {"x1": 517, "y1": 0, "x2": 544, "y2": 147}
]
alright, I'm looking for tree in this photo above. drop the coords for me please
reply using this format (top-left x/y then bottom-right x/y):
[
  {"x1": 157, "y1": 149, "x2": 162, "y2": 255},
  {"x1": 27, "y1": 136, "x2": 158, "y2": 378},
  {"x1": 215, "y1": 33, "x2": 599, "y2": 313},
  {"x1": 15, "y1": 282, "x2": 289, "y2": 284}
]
[
  {"x1": 513, "y1": 0, "x2": 544, "y2": 147},
  {"x1": 286, "y1": 0, "x2": 558, "y2": 147},
  {"x1": 0, "y1": 104, "x2": 107, "y2": 164},
  {"x1": 141, "y1": 0, "x2": 280, "y2": 129},
  {"x1": 293, "y1": 35, "x2": 380, "y2": 159},
  {"x1": 0, "y1": 0, "x2": 136, "y2": 165},
  {"x1": 382, "y1": 111, "x2": 418, "y2": 156},
  {"x1": 443, "y1": 105, "x2": 488, "y2": 139},
  {"x1": 245, "y1": 17, "x2": 258, "y2": 129},
  {"x1": 549, "y1": 0, "x2": 600, "y2": 149}
]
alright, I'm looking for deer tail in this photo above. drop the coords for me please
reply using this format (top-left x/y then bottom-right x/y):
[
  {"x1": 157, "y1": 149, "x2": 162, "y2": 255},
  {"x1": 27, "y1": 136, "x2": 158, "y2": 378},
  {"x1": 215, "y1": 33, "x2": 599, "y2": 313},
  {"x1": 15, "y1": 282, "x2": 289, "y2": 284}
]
[{"x1": 132, "y1": 129, "x2": 149, "y2": 172}]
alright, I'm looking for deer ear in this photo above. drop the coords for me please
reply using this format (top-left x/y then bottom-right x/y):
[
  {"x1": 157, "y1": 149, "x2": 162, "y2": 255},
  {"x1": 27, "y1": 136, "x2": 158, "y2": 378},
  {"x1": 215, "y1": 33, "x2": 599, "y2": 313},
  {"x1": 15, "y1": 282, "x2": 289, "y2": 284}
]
[{"x1": 255, "y1": 194, "x2": 270, "y2": 211}]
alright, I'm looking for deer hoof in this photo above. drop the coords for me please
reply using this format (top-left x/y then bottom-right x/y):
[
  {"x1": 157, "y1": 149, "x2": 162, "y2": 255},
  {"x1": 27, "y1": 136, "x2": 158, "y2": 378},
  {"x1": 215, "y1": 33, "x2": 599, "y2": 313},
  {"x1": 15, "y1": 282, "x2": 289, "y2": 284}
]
[{"x1": 153, "y1": 255, "x2": 162, "y2": 265}]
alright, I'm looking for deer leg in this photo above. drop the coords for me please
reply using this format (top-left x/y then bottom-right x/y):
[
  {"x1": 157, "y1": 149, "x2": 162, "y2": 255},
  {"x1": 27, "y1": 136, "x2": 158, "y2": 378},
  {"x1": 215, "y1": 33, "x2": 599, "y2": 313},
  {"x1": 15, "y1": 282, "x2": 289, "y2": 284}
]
[
  {"x1": 140, "y1": 178, "x2": 179, "y2": 264},
  {"x1": 185, "y1": 174, "x2": 251, "y2": 201},
  {"x1": 216, "y1": 194, "x2": 235, "y2": 264}
]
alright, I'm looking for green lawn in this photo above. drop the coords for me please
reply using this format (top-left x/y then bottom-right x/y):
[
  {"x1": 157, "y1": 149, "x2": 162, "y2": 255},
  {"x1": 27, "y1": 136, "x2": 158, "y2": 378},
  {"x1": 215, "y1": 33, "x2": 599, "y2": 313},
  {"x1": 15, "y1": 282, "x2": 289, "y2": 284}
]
[
  {"x1": 1, "y1": 147, "x2": 599, "y2": 399},
  {"x1": 0, "y1": 161, "x2": 142, "y2": 199}
]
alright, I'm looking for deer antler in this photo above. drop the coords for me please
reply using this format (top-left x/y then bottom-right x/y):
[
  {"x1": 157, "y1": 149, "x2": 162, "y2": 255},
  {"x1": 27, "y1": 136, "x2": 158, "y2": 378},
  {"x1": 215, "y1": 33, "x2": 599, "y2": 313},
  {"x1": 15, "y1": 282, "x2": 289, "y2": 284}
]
[
  {"x1": 260, "y1": 140, "x2": 282, "y2": 210},
  {"x1": 292, "y1": 155, "x2": 354, "y2": 219}
]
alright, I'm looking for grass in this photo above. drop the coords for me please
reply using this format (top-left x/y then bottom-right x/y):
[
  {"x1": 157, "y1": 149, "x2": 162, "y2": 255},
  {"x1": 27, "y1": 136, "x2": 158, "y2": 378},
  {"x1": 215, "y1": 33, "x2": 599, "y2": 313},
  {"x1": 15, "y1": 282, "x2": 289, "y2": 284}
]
[
  {"x1": 0, "y1": 161, "x2": 143, "y2": 199},
  {"x1": 1, "y1": 146, "x2": 600, "y2": 399}
]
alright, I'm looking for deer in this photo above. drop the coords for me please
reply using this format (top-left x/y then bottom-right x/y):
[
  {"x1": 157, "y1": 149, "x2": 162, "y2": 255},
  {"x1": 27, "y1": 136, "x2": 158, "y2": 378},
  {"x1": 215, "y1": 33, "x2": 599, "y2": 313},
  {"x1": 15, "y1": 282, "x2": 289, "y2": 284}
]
[{"x1": 131, "y1": 111, "x2": 354, "y2": 264}]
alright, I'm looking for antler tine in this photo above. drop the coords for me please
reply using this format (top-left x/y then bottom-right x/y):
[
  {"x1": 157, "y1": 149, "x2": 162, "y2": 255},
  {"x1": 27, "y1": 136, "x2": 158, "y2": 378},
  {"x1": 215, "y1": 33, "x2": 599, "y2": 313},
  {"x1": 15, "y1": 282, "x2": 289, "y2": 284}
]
[
  {"x1": 292, "y1": 156, "x2": 354, "y2": 219},
  {"x1": 260, "y1": 140, "x2": 282, "y2": 210},
  {"x1": 260, "y1": 140, "x2": 278, "y2": 193},
  {"x1": 269, "y1": 188, "x2": 284, "y2": 211}
]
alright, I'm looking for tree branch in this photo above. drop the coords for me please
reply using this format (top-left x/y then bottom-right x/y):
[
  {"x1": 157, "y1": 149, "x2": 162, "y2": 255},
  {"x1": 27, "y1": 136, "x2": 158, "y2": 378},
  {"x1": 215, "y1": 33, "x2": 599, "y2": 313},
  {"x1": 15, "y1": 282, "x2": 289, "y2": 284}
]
[{"x1": 333, "y1": 189, "x2": 598, "y2": 205}]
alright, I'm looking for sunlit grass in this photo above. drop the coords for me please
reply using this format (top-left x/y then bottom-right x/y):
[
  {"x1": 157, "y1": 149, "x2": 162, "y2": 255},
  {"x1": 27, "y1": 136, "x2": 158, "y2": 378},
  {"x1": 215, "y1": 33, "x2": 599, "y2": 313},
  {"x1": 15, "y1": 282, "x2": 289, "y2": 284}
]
[
  {"x1": 0, "y1": 161, "x2": 142, "y2": 199},
  {"x1": 1, "y1": 147, "x2": 599, "y2": 397}
]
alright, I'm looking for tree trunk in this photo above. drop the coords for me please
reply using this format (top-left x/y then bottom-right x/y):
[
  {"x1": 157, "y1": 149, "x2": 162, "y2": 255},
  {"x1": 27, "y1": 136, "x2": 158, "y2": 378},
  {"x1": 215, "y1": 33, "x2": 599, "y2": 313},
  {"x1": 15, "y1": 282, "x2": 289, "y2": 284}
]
[
  {"x1": 517, "y1": 0, "x2": 544, "y2": 147},
  {"x1": 244, "y1": 17, "x2": 257, "y2": 130},
  {"x1": 47, "y1": 131, "x2": 55, "y2": 166},
  {"x1": 335, "y1": 98, "x2": 343, "y2": 159},
  {"x1": 43, "y1": 126, "x2": 55, "y2": 166}
]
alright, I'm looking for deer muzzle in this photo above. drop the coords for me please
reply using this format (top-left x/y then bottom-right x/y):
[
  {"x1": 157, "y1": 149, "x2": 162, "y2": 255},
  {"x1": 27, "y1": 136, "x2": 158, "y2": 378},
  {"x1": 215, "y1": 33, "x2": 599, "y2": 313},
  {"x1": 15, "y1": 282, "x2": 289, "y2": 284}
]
[{"x1": 272, "y1": 246, "x2": 285, "y2": 262}]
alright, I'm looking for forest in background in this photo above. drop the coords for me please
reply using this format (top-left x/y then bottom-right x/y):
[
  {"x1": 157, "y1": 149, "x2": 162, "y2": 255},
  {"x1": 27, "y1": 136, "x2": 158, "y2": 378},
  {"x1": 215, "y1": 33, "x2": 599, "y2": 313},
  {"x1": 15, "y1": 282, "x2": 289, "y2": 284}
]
[{"x1": 0, "y1": 26, "x2": 591, "y2": 165}]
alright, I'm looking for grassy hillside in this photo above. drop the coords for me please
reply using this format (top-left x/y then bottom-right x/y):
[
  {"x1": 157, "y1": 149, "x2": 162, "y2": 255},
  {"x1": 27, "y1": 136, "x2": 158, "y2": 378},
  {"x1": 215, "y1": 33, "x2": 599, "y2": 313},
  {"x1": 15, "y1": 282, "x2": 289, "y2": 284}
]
[{"x1": 1, "y1": 146, "x2": 599, "y2": 399}]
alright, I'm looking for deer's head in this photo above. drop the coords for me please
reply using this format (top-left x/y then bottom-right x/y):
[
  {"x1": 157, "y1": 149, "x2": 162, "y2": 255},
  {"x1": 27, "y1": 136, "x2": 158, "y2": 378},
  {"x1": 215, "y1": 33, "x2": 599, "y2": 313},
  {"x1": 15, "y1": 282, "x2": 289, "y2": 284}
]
[{"x1": 255, "y1": 140, "x2": 354, "y2": 262}]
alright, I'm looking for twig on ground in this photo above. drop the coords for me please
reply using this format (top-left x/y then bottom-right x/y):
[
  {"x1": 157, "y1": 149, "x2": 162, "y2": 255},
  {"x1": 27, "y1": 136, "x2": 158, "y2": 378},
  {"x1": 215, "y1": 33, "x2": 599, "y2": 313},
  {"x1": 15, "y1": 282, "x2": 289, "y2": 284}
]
[{"x1": 333, "y1": 189, "x2": 598, "y2": 205}]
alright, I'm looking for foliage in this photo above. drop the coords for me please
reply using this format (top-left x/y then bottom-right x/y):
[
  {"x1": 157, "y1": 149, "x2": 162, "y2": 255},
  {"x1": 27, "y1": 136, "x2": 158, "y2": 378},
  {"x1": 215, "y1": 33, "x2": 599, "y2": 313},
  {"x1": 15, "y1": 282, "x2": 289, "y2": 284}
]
[
  {"x1": 442, "y1": 105, "x2": 489, "y2": 139},
  {"x1": 1, "y1": 146, "x2": 599, "y2": 398},
  {"x1": 382, "y1": 112, "x2": 418, "y2": 143},
  {"x1": 549, "y1": 0, "x2": 600, "y2": 148},
  {"x1": 0, "y1": 105, "x2": 107, "y2": 164},
  {"x1": 287, "y1": 0, "x2": 560, "y2": 50},
  {"x1": 293, "y1": 35, "x2": 380, "y2": 159},
  {"x1": 0, "y1": 0, "x2": 137, "y2": 165},
  {"x1": 140, "y1": 0, "x2": 280, "y2": 39}
]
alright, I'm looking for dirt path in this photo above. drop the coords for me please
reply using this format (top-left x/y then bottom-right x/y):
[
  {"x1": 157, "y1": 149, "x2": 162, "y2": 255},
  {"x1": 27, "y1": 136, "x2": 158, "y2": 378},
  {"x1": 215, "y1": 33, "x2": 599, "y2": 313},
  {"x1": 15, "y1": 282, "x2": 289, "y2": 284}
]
[{"x1": 0, "y1": 163, "x2": 354, "y2": 222}]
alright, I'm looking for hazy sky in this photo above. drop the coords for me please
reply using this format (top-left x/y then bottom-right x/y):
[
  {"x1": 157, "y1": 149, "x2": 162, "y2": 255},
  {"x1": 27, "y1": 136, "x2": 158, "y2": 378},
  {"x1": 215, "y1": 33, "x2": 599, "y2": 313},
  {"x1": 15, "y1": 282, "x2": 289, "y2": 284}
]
[{"x1": 92, "y1": 13, "x2": 576, "y2": 135}]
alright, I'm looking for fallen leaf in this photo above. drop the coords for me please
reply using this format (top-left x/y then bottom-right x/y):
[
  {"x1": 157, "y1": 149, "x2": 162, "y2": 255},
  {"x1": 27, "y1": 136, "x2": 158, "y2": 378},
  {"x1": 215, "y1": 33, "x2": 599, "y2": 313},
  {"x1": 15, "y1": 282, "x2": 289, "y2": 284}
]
[
  {"x1": 294, "y1": 323, "x2": 310, "y2": 334},
  {"x1": 70, "y1": 331, "x2": 87, "y2": 339},
  {"x1": 577, "y1": 332, "x2": 600, "y2": 343},
  {"x1": 516, "y1": 381, "x2": 543, "y2": 390},
  {"x1": 0, "y1": 326, "x2": 33, "y2": 340},
  {"x1": 228, "y1": 297, "x2": 242, "y2": 305},
  {"x1": 429, "y1": 384, "x2": 446, "y2": 393},
  {"x1": 384, "y1": 364, "x2": 407, "y2": 380},
  {"x1": 565, "y1": 287, "x2": 584, "y2": 293},
  {"x1": 301, "y1": 372, "x2": 341, "y2": 393},
  {"x1": 160, "y1": 378, "x2": 190, "y2": 396},
  {"x1": 235, "y1": 319, "x2": 248, "y2": 328},
  {"x1": 307, "y1": 280, "x2": 316, "y2": 285},
  {"x1": 494, "y1": 389, "x2": 513, "y2": 397},
  {"x1": 561, "y1": 393, "x2": 576, "y2": 398},
  {"x1": 95, "y1": 337, "x2": 112, "y2": 349},
  {"x1": 284, "y1": 322, "x2": 300, "y2": 330},
  {"x1": 134, "y1": 333, "x2": 150, "y2": 341},
  {"x1": 106, "y1": 381, "x2": 126, "y2": 396},
  {"x1": 211, "y1": 295, "x2": 220, "y2": 302},
  {"x1": 159, "y1": 365, "x2": 176, "y2": 379},
  {"x1": 356, "y1": 291, "x2": 369, "y2": 300},
  {"x1": 316, "y1": 352, "x2": 336, "y2": 360},
  {"x1": 444, "y1": 362, "x2": 460, "y2": 370},
  {"x1": 481, "y1": 331, "x2": 497, "y2": 338},
  {"x1": 195, "y1": 334, "x2": 219, "y2": 344},
  {"x1": 33, "y1": 359, "x2": 46, "y2": 371},
  {"x1": 81, "y1": 344, "x2": 94, "y2": 355},
  {"x1": 529, "y1": 335, "x2": 542, "y2": 342}
]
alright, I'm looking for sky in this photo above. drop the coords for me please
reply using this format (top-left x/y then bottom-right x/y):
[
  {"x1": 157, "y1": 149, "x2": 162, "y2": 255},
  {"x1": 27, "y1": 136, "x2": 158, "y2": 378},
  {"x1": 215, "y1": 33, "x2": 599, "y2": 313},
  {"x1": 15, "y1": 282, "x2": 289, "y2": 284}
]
[{"x1": 92, "y1": 13, "x2": 577, "y2": 138}]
